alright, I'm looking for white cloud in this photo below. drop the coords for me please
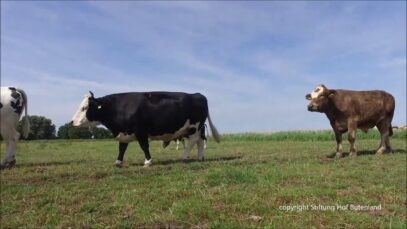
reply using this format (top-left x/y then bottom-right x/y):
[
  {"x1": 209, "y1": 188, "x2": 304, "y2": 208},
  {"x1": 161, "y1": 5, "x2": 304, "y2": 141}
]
[{"x1": 2, "y1": 1, "x2": 406, "y2": 132}]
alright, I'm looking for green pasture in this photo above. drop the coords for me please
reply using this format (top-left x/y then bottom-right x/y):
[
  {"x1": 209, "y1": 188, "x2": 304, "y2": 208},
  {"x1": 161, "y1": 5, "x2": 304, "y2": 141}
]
[{"x1": 1, "y1": 130, "x2": 406, "y2": 228}]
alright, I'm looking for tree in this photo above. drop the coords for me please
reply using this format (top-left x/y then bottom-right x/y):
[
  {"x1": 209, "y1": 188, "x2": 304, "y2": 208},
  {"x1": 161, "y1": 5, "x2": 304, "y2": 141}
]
[
  {"x1": 57, "y1": 123, "x2": 70, "y2": 139},
  {"x1": 68, "y1": 126, "x2": 92, "y2": 139},
  {"x1": 57, "y1": 122, "x2": 112, "y2": 139},
  {"x1": 90, "y1": 126, "x2": 113, "y2": 139},
  {"x1": 18, "y1": 115, "x2": 56, "y2": 140}
]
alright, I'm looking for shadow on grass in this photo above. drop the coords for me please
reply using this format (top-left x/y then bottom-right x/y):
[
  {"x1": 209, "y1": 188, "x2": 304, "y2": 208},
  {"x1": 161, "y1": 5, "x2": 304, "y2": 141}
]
[
  {"x1": 325, "y1": 148, "x2": 406, "y2": 159},
  {"x1": 130, "y1": 155, "x2": 244, "y2": 166},
  {"x1": 14, "y1": 160, "x2": 87, "y2": 168},
  {"x1": 3, "y1": 156, "x2": 243, "y2": 170}
]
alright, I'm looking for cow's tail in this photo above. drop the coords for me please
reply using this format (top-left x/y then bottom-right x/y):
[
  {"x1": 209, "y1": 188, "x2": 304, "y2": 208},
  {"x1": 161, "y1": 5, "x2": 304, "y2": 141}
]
[
  {"x1": 389, "y1": 125, "x2": 393, "y2": 136},
  {"x1": 17, "y1": 88, "x2": 30, "y2": 138},
  {"x1": 207, "y1": 112, "x2": 220, "y2": 143}
]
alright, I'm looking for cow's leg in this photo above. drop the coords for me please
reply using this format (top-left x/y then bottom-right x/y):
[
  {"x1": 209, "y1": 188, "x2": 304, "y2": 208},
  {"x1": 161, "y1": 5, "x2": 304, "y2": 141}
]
[
  {"x1": 384, "y1": 132, "x2": 392, "y2": 153},
  {"x1": 347, "y1": 122, "x2": 357, "y2": 157},
  {"x1": 115, "y1": 143, "x2": 128, "y2": 167},
  {"x1": 334, "y1": 130, "x2": 343, "y2": 158},
  {"x1": 182, "y1": 139, "x2": 194, "y2": 160},
  {"x1": 376, "y1": 121, "x2": 392, "y2": 154},
  {"x1": 197, "y1": 138, "x2": 205, "y2": 161},
  {"x1": 162, "y1": 141, "x2": 170, "y2": 148},
  {"x1": 176, "y1": 139, "x2": 180, "y2": 150},
  {"x1": 182, "y1": 133, "x2": 199, "y2": 161},
  {"x1": 377, "y1": 132, "x2": 391, "y2": 155},
  {"x1": 1, "y1": 140, "x2": 17, "y2": 169},
  {"x1": 137, "y1": 134, "x2": 152, "y2": 167},
  {"x1": 176, "y1": 139, "x2": 185, "y2": 150},
  {"x1": 1, "y1": 129, "x2": 18, "y2": 169}
]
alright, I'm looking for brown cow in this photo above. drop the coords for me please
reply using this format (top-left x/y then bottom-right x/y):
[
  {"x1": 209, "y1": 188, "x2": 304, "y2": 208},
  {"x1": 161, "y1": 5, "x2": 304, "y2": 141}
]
[{"x1": 305, "y1": 84, "x2": 395, "y2": 158}]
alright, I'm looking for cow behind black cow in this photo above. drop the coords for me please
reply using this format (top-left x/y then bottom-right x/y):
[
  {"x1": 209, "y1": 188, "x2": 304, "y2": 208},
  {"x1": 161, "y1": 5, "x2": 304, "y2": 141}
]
[
  {"x1": 72, "y1": 91, "x2": 220, "y2": 167},
  {"x1": 306, "y1": 84, "x2": 395, "y2": 158}
]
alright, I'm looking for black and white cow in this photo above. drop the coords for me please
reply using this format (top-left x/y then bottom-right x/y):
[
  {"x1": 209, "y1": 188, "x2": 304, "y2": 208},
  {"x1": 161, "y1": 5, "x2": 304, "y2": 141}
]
[
  {"x1": 174, "y1": 124, "x2": 207, "y2": 150},
  {"x1": 72, "y1": 91, "x2": 220, "y2": 167},
  {"x1": 0, "y1": 87, "x2": 30, "y2": 169}
]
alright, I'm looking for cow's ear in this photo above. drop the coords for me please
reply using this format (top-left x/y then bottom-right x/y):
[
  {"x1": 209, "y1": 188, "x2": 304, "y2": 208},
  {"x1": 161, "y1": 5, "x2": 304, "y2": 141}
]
[
  {"x1": 89, "y1": 97, "x2": 102, "y2": 109},
  {"x1": 305, "y1": 94, "x2": 312, "y2": 100},
  {"x1": 328, "y1": 90, "x2": 336, "y2": 98},
  {"x1": 88, "y1": 94, "x2": 98, "y2": 105}
]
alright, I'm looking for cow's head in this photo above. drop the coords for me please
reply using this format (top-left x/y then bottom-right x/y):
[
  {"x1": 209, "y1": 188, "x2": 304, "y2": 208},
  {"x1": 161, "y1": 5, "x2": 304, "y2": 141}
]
[
  {"x1": 305, "y1": 84, "x2": 336, "y2": 112},
  {"x1": 72, "y1": 91, "x2": 102, "y2": 127}
]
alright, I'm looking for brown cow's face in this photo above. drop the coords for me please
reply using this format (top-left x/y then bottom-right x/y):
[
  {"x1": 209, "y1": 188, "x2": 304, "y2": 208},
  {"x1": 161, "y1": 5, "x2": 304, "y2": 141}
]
[{"x1": 305, "y1": 85, "x2": 334, "y2": 112}]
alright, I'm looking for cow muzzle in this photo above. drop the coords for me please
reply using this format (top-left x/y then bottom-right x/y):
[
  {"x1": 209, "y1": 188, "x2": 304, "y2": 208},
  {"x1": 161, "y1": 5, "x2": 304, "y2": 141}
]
[
  {"x1": 72, "y1": 119, "x2": 86, "y2": 127},
  {"x1": 307, "y1": 104, "x2": 317, "y2": 111},
  {"x1": 71, "y1": 120, "x2": 80, "y2": 127}
]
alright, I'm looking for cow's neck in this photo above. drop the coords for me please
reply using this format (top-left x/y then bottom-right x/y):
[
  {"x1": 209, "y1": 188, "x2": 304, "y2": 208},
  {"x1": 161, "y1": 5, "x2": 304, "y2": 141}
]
[
  {"x1": 96, "y1": 114, "x2": 123, "y2": 137},
  {"x1": 324, "y1": 104, "x2": 345, "y2": 124},
  {"x1": 93, "y1": 98, "x2": 121, "y2": 136}
]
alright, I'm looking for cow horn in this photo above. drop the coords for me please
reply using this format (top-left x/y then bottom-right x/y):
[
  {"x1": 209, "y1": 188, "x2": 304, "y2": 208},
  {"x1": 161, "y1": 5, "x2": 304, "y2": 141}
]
[{"x1": 89, "y1": 91, "x2": 94, "y2": 98}]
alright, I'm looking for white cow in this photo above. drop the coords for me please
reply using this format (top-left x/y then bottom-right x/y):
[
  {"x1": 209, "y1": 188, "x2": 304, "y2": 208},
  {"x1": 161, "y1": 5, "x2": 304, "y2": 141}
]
[
  {"x1": 0, "y1": 87, "x2": 30, "y2": 169},
  {"x1": 176, "y1": 138, "x2": 207, "y2": 150},
  {"x1": 175, "y1": 123, "x2": 208, "y2": 151}
]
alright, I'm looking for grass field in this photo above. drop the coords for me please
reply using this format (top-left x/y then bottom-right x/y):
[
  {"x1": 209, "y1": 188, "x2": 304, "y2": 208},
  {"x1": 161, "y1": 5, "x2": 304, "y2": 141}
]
[{"x1": 1, "y1": 130, "x2": 406, "y2": 228}]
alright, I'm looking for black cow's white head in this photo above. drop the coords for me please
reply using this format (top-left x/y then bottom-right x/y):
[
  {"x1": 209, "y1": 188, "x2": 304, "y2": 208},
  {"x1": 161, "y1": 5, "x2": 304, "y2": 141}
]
[
  {"x1": 72, "y1": 91, "x2": 101, "y2": 127},
  {"x1": 305, "y1": 84, "x2": 336, "y2": 112}
]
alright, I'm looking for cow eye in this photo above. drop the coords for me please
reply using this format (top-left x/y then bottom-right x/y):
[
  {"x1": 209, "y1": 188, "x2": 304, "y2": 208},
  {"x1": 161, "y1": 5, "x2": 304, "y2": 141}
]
[{"x1": 81, "y1": 107, "x2": 87, "y2": 111}]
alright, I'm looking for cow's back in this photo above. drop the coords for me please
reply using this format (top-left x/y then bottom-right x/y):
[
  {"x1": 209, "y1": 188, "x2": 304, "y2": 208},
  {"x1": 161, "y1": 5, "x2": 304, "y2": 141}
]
[
  {"x1": 141, "y1": 92, "x2": 208, "y2": 135},
  {"x1": 1, "y1": 87, "x2": 29, "y2": 138},
  {"x1": 100, "y1": 92, "x2": 208, "y2": 136},
  {"x1": 331, "y1": 90, "x2": 395, "y2": 124},
  {"x1": 1, "y1": 87, "x2": 21, "y2": 125}
]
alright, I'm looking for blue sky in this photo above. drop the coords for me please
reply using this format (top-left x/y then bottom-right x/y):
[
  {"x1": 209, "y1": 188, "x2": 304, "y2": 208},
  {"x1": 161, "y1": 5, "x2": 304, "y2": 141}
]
[{"x1": 1, "y1": 1, "x2": 406, "y2": 133}]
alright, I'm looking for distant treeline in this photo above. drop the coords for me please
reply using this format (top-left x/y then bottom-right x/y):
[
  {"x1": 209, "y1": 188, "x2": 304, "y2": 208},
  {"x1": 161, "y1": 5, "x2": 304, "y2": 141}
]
[
  {"x1": 15, "y1": 115, "x2": 112, "y2": 140},
  {"x1": 10, "y1": 115, "x2": 407, "y2": 141}
]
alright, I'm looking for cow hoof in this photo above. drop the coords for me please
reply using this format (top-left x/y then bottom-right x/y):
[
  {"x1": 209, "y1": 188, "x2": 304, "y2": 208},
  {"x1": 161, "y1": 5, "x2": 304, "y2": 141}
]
[
  {"x1": 114, "y1": 160, "x2": 124, "y2": 168},
  {"x1": 376, "y1": 148, "x2": 392, "y2": 155},
  {"x1": 349, "y1": 152, "x2": 357, "y2": 157},
  {"x1": 0, "y1": 159, "x2": 16, "y2": 170},
  {"x1": 335, "y1": 153, "x2": 343, "y2": 159},
  {"x1": 144, "y1": 159, "x2": 152, "y2": 167},
  {"x1": 388, "y1": 149, "x2": 394, "y2": 154},
  {"x1": 8, "y1": 159, "x2": 16, "y2": 167}
]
